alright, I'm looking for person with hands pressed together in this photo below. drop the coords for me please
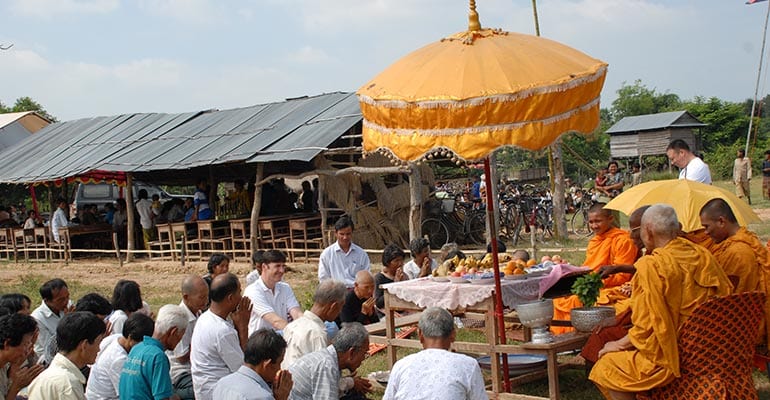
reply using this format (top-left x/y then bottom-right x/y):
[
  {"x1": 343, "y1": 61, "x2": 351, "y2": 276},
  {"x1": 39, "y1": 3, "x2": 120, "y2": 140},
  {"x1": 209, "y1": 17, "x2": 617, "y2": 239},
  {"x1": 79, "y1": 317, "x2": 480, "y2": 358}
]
[
  {"x1": 190, "y1": 273, "x2": 253, "y2": 400},
  {"x1": 339, "y1": 271, "x2": 379, "y2": 326},
  {"x1": 0, "y1": 313, "x2": 44, "y2": 400},
  {"x1": 374, "y1": 244, "x2": 407, "y2": 312},
  {"x1": 213, "y1": 329, "x2": 293, "y2": 400},
  {"x1": 403, "y1": 238, "x2": 437, "y2": 280}
]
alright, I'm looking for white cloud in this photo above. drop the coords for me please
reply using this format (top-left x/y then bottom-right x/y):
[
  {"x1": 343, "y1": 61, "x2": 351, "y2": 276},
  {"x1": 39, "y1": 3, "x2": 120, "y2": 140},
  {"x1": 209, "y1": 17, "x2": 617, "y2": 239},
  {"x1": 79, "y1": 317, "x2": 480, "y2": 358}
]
[
  {"x1": 9, "y1": 0, "x2": 119, "y2": 18},
  {"x1": 137, "y1": 0, "x2": 227, "y2": 25},
  {"x1": 286, "y1": 46, "x2": 333, "y2": 65}
]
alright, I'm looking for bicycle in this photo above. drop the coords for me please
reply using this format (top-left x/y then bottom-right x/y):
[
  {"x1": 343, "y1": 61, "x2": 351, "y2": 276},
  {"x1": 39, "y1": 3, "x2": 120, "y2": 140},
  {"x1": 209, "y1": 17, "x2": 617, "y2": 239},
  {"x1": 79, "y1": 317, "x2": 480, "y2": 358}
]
[
  {"x1": 570, "y1": 191, "x2": 595, "y2": 238},
  {"x1": 421, "y1": 197, "x2": 486, "y2": 249},
  {"x1": 499, "y1": 192, "x2": 553, "y2": 245}
]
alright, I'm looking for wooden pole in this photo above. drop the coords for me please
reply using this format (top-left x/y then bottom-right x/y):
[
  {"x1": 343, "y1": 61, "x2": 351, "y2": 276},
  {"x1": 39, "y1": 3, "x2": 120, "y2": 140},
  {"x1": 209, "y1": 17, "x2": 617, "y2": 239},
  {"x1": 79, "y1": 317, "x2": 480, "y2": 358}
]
[
  {"x1": 249, "y1": 163, "x2": 264, "y2": 255},
  {"x1": 125, "y1": 173, "x2": 135, "y2": 262},
  {"x1": 408, "y1": 162, "x2": 422, "y2": 243},
  {"x1": 319, "y1": 175, "x2": 329, "y2": 247},
  {"x1": 552, "y1": 140, "x2": 567, "y2": 240},
  {"x1": 487, "y1": 153, "x2": 500, "y2": 244}
]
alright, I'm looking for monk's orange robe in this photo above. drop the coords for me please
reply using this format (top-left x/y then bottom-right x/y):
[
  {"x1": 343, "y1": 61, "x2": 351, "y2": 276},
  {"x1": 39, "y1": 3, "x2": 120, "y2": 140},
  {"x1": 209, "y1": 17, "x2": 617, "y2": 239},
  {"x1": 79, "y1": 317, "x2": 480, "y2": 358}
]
[
  {"x1": 681, "y1": 228, "x2": 717, "y2": 253},
  {"x1": 589, "y1": 237, "x2": 732, "y2": 395},
  {"x1": 552, "y1": 227, "x2": 638, "y2": 334}
]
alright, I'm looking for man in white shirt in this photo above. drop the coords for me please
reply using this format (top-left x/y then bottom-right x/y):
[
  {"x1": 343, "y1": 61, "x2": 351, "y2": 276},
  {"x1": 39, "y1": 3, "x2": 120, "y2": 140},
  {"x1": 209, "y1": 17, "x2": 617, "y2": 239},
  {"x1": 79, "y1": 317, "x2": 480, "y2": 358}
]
[
  {"x1": 190, "y1": 273, "x2": 252, "y2": 400},
  {"x1": 403, "y1": 238, "x2": 438, "y2": 280},
  {"x1": 288, "y1": 323, "x2": 370, "y2": 400},
  {"x1": 50, "y1": 198, "x2": 69, "y2": 243},
  {"x1": 135, "y1": 189, "x2": 158, "y2": 251},
  {"x1": 383, "y1": 307, "x2": 487, "y2": 400},
  {"x1": 281, "y1": 280, "x2": 346, "y2": 369},
  {"x1": 244, "y1": 250, "x2": 303, "y2": 334},
  {"x1": 31, "y1": 278, "x2": 72, "y2": 361},
  {"x1": 318, "y1": 217, "x2": 371, "y2": 288},
  {"x1": 28, "y1": 312, "x2": 107, "y2": 400},
  {"x1": 666, "y1": 139, "x2": 712, "y2": 184},
  {"x1": 86, "y1": 313, "x2": 154, "y2": 400},
  {"x1": 168, "y1": 275, "x2": 209, "y2": 400},
  {"x1": 213, "y1": 329, "x2": 293, "y2": 400}
]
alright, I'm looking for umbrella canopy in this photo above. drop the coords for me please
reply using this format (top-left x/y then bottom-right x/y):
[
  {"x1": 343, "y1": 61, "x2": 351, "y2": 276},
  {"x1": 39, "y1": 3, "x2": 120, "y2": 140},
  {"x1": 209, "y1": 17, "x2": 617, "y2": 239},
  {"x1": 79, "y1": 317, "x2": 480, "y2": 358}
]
[
  {"x1": 358, "y1": 9, "x2": 607, "y2": 161},
  {"x1": 604, "y1": 179, "x2": 761, "y2": 232}
]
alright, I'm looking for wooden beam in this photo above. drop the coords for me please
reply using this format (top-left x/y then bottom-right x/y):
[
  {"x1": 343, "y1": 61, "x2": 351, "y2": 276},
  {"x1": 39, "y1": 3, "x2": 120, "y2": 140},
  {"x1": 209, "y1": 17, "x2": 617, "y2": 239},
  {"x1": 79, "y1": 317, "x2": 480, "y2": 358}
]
[
  {"x1": 256, "y1": 166, "x2": 411, "y2": 186},
  {"x1": 408, "y1": 162, "x2": 422, "y2": 243},
  {"x1": 126, "y1": 173, "x2": 135, "y2": 262},
  {"x1": 249, "y1": 163, "x2": 264, "y2": 254}
]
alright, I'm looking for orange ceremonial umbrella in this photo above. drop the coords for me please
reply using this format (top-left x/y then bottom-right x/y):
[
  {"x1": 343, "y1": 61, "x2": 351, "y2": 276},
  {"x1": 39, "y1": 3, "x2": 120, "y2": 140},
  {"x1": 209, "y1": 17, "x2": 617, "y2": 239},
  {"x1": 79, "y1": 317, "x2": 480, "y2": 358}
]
[{"x1": 357, "y1": 1, "x2": 607, "y2": 391}]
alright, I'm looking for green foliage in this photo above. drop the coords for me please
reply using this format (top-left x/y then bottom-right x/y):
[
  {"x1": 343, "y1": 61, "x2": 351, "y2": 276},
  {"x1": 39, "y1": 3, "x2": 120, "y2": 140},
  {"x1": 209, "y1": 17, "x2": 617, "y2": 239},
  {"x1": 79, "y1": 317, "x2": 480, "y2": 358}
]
[
  {"x1": 571, "y1": 272, "x2": 604, "y2": 308},
  {"x1": 609, "y1": 80, "x2": 682, "y2": 123},
  {"x1": 0, "y1": 96, "x2": 57, "y2": 122},
  {"x1": 682, "y1": 96, "x2": 748, "y2": 154}
]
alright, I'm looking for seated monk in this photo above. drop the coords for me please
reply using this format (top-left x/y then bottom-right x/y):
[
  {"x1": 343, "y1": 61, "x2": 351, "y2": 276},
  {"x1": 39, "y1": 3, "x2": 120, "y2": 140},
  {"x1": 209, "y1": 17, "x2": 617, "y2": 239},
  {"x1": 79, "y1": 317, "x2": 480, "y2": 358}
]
[
  {"x1": 552, "y1": 203, "x2": 638, "y2": 334},
  {"x1": 589, "y1": 204, "x2": 732, "y2": 400},
  {"x1": 700, "y1": 198, "x2": 769, "y2": 347}
]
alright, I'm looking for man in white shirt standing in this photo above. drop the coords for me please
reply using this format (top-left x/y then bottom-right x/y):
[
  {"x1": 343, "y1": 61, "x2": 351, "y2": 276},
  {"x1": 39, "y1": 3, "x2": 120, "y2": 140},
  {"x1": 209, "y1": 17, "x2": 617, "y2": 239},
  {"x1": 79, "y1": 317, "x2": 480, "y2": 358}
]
[
  {"x1": 244, "y1": 250, "x2": 303, "y2": 335},
  {"x1": 50, "y1": 198, "x2": 69, "y2": 243},
  {"x1": 281, "y1": 280, "x2": 346, "y2": 369},
  {"x1": 384, "y1": 307, "x2": 487, "y2": 400},
  {"x1": 31, "y1": 278, "x2": 72, "y2": 361},
  {"x1": 318, "y1": 216, "x2": 371, "y2": 288},
  {"x1": 135, "y1": 189, "x2": 158, "y2": 251},
  {"x1": 666, "y1": 139, "x2": 712, "y2": 184},
  {"x1": 168, "y1": 275, "x2": 209, "y2": 400},
  {"x1": 86, "y1": 313, "x2": 155, "y2": 400},
  {"x1": 190, "y1": 273, "x2": 252, "y2": 400}
]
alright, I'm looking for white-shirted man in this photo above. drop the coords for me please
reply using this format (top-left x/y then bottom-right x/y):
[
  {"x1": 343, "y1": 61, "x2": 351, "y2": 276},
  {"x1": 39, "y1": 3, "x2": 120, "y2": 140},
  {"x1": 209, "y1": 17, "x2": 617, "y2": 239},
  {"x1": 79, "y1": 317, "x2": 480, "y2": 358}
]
[
  {"x1": 86, "y1": 313, "x2": 154, "y2": 400},
  {"x1": 243, "y1": 250, "x2": 303, "y2": 335},
  {"x1": 167, "y1": 275, "x2": 209, "y2": 400},
  {"x1": 318, "y1": 216, "x2": 371, "y2": 288},
  {"x1": 383, "y1": 307, "x2": 487, "y2": 400},
  {"x1": 666, "y1": 139, "x2": 712, "y2": 184},
  {"x1": 50, "y1": 198, "x2": 69, "y2": 243},
  {"x1": 190, "y1": 273, "x2": 252, "y2": 400},
  {"x1": 31, "y1": 278, "x2": 73, "y2": 362}
]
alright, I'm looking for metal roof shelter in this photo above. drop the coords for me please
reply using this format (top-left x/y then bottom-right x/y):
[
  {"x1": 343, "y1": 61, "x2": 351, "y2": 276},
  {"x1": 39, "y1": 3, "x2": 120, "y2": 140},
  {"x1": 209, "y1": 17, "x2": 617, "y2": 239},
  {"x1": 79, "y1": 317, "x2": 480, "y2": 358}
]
[
  {"x1": 606, "y1": 111, "x2": 706, "y2": 158},
  {"x1": 0, "y1": 92, "x2": 362, "y2": 185}
]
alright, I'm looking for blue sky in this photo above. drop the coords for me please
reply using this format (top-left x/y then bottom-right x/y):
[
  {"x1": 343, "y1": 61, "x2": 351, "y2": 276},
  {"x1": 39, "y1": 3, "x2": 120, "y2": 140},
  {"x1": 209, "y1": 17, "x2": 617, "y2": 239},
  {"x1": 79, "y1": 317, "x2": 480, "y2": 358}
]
[{"x1": 1, "y1": 0, "x2": 768, "y2": 121}]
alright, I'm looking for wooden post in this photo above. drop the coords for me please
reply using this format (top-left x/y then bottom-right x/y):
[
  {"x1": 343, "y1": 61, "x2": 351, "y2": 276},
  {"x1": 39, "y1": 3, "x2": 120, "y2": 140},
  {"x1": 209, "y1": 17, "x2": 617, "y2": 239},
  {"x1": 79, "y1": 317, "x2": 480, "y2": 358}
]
[
  {"x1": 318, "y1": 175, "x2": 328, "y2": 247},
  {"x1": 126, "y1": 173, "x2": 135, "y2": 262},
  {"x1": 408, "y1": 163, "x2": 421, "y2": 243},
  {"x1": 249, "y1": 163, "x2": 264, "y2": 254},
  {"x1": 487, "y1": 153, "x2": 500, "y2": 244}
]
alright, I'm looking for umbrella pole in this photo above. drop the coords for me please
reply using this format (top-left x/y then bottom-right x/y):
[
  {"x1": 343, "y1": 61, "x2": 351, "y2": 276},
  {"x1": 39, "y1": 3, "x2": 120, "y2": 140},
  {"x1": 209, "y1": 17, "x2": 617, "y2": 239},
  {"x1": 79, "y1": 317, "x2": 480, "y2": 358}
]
[{"x1": 483, "y1": 158, "x2": 511, "y2": 392}]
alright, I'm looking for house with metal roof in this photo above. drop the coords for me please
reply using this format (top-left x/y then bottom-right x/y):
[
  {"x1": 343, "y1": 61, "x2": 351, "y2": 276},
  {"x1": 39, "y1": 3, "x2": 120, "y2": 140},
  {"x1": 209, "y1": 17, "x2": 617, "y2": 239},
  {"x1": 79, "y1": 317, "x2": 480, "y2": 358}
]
[
  {"x1": 0, "y1": 111, "x2": 51, "y2": 152},
  {"x1": 605, "y1": 111, "x2": 707, "y2": 159}
]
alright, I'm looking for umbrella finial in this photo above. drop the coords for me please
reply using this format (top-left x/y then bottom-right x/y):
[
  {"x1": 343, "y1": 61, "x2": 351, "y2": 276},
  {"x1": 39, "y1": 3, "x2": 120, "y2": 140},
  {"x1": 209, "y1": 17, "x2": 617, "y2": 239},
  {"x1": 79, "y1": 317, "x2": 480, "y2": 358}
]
[{"x1": 468, "y1": 0, "x2": 481, "y2": 31}]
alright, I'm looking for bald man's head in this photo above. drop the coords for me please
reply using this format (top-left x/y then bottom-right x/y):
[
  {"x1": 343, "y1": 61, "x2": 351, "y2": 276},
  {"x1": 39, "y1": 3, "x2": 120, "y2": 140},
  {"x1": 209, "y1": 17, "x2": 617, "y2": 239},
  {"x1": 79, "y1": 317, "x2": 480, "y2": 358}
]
[
  {"x1": 699, "y1": 198, "x2": 738, "y2": 224},
  {"x1": 699, "y1": 198, "x2": 739, "y2": 244},
  {"x1": 354, "y1": 270, "x2": 375, "y2": 299},
  {"x1": 628, "y1": 205, "x2": 650, "y2": 250}
]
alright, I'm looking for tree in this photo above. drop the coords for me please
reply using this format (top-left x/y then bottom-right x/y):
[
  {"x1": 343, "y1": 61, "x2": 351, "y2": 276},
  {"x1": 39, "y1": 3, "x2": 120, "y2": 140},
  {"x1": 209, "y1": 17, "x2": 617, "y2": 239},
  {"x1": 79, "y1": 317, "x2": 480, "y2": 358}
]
[
  {"x1": 10, "y1": 96, "x2": 57, "y2": 122},
  {"x1": 610, "y1": 80, "x2": 682, "y2": 123}
]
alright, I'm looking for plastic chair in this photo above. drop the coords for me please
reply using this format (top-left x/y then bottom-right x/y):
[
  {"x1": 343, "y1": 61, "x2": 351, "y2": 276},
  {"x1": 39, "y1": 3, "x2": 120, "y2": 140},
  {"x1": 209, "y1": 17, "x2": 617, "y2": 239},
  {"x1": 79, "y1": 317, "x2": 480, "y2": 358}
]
[{"x1": 640, "y1": 291, "x2": 765, "y2": 400}]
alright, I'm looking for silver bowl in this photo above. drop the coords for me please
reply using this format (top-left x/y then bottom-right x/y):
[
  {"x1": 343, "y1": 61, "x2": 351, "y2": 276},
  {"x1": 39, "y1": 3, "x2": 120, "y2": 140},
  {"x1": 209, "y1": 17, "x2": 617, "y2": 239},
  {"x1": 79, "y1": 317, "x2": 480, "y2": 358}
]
[
  {"x1": 570, "y1": 306, "x2": 615, "y2": 332},
  {"x1": 516, "y1": 299, "x2": 554, "y2": 343}
]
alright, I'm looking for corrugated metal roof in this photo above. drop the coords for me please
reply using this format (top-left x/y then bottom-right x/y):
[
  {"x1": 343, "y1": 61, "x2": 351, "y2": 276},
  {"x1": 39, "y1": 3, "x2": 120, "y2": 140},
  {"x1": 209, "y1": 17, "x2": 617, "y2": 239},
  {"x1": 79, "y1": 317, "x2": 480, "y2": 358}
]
[
  {"x1": 0, "y1": 92, "x2": 362, "y2": 184},
  {"x1": 605, "y1": 110, "x2": 706, "y2": 134}
]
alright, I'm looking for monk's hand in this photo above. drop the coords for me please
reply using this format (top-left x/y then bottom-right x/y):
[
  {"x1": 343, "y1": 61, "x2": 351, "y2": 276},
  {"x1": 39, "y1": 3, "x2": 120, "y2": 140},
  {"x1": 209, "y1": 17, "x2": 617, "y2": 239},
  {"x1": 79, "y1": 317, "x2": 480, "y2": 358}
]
[
  {"x1": 597, "y1": 339, "x2": 625, "y2": 358},
  {"x1": 619, "y1": 282, "x2": 632, "y2": 297},
  {"x1": 598, "y1": 265, "x2": 616, "y2": 279},
  {"x1": 273, "y1": 369, "x2": 293, "y2": 400},
  {"x1": 361, "y1": 297, "x2": 375, "y2": 316}
]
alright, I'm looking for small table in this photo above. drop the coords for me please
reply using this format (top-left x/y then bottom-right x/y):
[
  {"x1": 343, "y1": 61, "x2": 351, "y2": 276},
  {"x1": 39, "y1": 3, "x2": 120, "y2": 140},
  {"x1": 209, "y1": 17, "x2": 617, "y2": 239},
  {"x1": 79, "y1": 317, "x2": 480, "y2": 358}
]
[{"x1": 381, "y1": 272, "x2": 589, "y2": 400}]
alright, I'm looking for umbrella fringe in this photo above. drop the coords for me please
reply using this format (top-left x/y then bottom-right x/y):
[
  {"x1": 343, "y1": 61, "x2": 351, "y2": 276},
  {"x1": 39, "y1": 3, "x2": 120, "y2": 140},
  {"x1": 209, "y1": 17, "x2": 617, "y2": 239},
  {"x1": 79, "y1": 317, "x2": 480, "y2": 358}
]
[
  {"x1": 362, "y1": 97, "x2": 599, "y2": 138},
  {"x1": 357, "y1": 65, "x2": 606, "y2": 110}
]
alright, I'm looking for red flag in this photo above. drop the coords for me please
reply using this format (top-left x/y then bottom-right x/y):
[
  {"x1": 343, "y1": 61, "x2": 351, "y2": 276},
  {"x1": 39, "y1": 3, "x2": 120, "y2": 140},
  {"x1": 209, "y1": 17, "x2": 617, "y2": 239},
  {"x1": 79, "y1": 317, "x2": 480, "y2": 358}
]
[{"x1": 748, "y1": 0, "x2": 769, "y2": 4}]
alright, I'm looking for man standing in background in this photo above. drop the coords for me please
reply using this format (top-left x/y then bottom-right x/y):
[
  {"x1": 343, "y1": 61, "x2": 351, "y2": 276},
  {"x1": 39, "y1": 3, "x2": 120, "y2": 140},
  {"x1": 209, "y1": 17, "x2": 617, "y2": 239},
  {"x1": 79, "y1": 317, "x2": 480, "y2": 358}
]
[
  {"x1": 762, "y1": 150, "x2": 770, "y2": 200},
  {"x1": 733, "y1": 149, "x2": 752, "y2": 204}
]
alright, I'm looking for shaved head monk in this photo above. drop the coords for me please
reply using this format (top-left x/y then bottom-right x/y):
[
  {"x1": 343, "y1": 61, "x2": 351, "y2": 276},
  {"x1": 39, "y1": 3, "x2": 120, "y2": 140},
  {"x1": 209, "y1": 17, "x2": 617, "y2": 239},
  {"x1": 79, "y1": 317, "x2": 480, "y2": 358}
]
[
  {"x1": 589, "y1": 204, "x2": 731, "y2": 400},
  {"x1": 552, "y1": 203, "x2": 638, "y2": 334}
]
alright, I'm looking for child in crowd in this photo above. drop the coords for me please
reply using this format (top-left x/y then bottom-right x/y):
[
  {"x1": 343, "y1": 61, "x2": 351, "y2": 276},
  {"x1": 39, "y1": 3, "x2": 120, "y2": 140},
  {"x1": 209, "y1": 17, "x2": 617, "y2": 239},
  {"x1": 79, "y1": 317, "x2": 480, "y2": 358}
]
[{"x1": 246, "y1": 250, "x2": 265, "y2": 286}]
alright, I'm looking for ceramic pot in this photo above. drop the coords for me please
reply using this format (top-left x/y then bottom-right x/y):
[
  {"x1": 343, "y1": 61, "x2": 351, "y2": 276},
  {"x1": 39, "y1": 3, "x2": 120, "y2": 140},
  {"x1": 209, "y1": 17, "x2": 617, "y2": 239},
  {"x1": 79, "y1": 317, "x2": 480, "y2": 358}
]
[{"x1": 570, "y1": 306, "x2": 615, "y2": 332}]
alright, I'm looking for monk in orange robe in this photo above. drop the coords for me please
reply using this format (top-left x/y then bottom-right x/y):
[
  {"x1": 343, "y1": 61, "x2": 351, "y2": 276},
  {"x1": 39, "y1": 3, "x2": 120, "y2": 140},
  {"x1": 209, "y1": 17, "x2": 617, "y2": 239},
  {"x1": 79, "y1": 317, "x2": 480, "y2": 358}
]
[
  {"x1": 589, "y1": 204, "x2": 732, "y2": 400},
  {"x1": 552, "y1": 203, "x2": 638, "y2": 334},
  {"x1": 700, "y1": 198, "x2": 769, "y2": 348}
]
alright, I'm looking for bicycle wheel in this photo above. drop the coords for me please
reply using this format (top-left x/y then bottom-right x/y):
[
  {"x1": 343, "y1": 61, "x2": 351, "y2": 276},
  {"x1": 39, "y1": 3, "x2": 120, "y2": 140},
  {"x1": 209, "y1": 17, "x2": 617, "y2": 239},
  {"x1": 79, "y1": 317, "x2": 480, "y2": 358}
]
[
  {"x1": 421, "y1": 218, "x2": 450, "y2": 249},
  {"x1": 466, "y1": 212, "x2": 487, "y2": 246},
  {"x1": 570, "y1": 209, "x2": 591, "y2": 237}
]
